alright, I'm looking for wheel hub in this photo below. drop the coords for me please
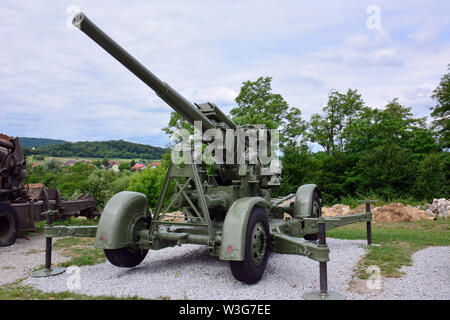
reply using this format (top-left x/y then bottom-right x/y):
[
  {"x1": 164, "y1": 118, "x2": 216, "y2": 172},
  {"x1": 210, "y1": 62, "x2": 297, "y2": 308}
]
[{"x1": 251, "y1": 222, "x2": 267, "y2": 265}]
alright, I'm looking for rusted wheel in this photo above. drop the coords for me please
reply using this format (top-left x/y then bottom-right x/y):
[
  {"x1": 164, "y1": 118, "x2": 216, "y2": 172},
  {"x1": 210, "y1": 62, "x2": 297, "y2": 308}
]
[
  {"x1": 229, "y1": 206, "x2": 270, "y2": 284},
  {"x1": 0, "y1": 203, "x2": 19, "y2": 247}
]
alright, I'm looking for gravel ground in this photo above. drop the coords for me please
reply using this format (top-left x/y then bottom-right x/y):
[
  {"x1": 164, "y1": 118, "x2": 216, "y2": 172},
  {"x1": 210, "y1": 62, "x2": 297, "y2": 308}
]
[
  {"x1": 23, "y1": 238, "x2": 367, "y2": 299},
  {"x1": 0, "y1": 233, "x2": 70, "y2": 286},
  {"x1": 346, "y1": 245, "x2": 450, "y2": 300},
  {"x1": 5, "y1": 236, "x2": 448, "y2": 300}
]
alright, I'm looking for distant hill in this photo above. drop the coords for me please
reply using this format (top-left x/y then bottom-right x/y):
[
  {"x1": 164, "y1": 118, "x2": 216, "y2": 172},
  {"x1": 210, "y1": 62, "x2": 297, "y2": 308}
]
[
  {"x1": 19, "y1": 137, "x2": 67, "y2": 148},
  {"x1": 26, "y1": 139, "x2": 166, "y2": 160}
]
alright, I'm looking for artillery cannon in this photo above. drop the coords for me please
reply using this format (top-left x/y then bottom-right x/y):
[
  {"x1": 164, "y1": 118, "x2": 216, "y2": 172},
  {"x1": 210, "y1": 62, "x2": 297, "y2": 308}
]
[
  {"x1": 37, "y1": 12, "x2": 372, "y2": 298},
  {"x1": 0, "y1": 134, "x2": 99, "y2": 247}
]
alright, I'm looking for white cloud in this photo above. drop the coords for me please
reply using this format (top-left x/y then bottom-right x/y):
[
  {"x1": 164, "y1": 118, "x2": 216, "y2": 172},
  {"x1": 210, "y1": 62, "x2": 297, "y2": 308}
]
[
  {"x1": 0, "y1": 0, "x2": 449, "y2": 147},
  {"x1": 408, "y1": 24, "x2": 441, "y2": 44}
]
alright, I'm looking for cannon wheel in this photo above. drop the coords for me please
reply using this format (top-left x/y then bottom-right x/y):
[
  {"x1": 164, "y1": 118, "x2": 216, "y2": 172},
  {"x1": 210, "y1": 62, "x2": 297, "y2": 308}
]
[
  {"x1": 229, "y1": 206, "x2": 270, "y2": 284},
  {"x1": 104, "y1": 247, "x2": 148, "y2": 268},
  {"x1": 0, "y1": 203, "x2": 19, "y2": 247},
  {"x1": 303, "y1": 190, "x2": 322, "y2": 241},
  {"x1": 103, "y1": 214, "x2": 150, "y2": 268}
]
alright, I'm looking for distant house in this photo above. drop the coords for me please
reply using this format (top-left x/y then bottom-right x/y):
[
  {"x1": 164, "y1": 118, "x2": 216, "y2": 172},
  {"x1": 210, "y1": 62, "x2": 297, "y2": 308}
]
[
  {"x1": 131, "y1": 163, "x2": 146, "y2": 171},
  {"x1": 110, "y1": 163, "x2": 120, "y2": 172},
  {"x1": 62, "y1": 159, "x2": 78, "y2": 167},
  {"x1": 151, "y1": 161, "x2": 161, "y2": 168}
]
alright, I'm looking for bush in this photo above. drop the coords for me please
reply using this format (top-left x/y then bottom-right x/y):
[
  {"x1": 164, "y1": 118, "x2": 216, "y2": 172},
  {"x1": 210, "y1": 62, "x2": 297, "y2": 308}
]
[{"x1": 127, "y1": 165, "x2": 173, "y2": 209}]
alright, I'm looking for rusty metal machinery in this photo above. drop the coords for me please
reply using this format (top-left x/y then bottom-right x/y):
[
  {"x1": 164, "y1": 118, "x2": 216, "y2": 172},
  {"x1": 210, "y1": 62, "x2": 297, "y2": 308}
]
[
  {"x1": 0, "y1": 134, "x2": 28, "y2": 202},
  {"x1": 0, "y1": 134, "x2": 99, "y2": 247}
]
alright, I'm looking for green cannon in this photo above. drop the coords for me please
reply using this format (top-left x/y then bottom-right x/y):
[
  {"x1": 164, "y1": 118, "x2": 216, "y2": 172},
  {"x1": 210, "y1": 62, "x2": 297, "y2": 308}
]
[{"x1": 39, "y1": 12, "x2": 372, "y2": 298}]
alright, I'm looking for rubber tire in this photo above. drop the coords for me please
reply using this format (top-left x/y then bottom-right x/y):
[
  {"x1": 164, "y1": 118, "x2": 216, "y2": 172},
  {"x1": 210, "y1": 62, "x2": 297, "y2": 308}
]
[
  {"x1": 303, "y1": 190, "x2": 322, "y2": 241},
  {"x1": 229, "y1": 206, "x2": 270, "y2": 284},
  {"x1": 0, "y1": 203, "x2": 19, "y2": 247},
  {"x1": 104, "y1": 247, "x2": 148, "y2": 268}
]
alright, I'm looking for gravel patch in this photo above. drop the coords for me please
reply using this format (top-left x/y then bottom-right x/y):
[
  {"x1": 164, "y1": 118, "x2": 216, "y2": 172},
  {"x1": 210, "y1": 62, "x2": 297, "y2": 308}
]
[
  {"x1": 0, "y1": 234, "x2": 70, "y2": 286},
  {"x1": 347, "y1": 246, "x2": 450, "y2": 300},
  {"x1": 23, "y1": 238, "x2": 367, "y2": 299}
]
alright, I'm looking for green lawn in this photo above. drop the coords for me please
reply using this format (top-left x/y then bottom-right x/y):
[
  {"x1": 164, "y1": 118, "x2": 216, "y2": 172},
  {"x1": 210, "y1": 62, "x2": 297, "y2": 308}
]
[{"x1": 327, "y1": 218, "x2": 450, "y2": 278}]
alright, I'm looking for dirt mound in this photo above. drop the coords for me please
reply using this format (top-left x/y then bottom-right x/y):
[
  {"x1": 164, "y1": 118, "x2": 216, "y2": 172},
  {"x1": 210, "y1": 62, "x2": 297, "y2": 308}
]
[
  {"x1": 162, "y1": 211, "x2": 185, "y2": 222},
  {"x1": 323, "y1": 202, "x2": 435, "y2": 222},
  {"x1": 261, "y1": 196, "x2": 437, "y2": 223},
  {"x1": 371, "y1": 203, "x2": 434, "y2": 223}
]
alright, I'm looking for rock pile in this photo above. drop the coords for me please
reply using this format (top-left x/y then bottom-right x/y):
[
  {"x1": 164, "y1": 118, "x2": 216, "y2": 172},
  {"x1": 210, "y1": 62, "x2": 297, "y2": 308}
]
[
  {"x1": 371, "y1": 203, "x2": 435, "y2": 223},
  {"x1": 426, "y1": 198, "x2": 449, "y2": 218}
]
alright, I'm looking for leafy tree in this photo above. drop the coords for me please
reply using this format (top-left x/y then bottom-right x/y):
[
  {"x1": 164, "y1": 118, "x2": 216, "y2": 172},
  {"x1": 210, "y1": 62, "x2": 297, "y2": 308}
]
[
  {"x1": 102, "y1": 157, "x2": 110, "y2": 168},
  {"x1": 85, "y1": 170, "x2": 117, "y2": 209},
  {"x1": 415, "y1": 153, "x2": 446, "y2": 201},
  {"x1": 308, "y1": 89, "x2": 364, "y2": 155},
  {"x1": 430, "y1": 65, "x2": 450, "y2": 149},
  {"x1": 280, "y1": 108, "x2": 308, "y2": 148},
  {"x1": 33, "y1": 154, "x2": 45, "y2": 161},
  {"x1": 118, "y1": 161, "x2": 131, "y2": 171},
  {"x1": 127, "y1": 165, "x2": 172, "y2": 208},
  {"x1": 43, "y1": 159, "x2": 61, "y2": 173},
  {"x1": 162, "y1": 112, "x2": 193, "y2": 141},
  {"x1": 231, "y1": 76, "x2": 289, "y2": 129}
]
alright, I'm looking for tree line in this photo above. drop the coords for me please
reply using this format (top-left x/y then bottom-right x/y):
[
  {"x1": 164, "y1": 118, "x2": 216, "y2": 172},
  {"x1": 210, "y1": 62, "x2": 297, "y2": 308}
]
[{"x1": 26, "y1": 139, "x2": 166, "y2": 160}]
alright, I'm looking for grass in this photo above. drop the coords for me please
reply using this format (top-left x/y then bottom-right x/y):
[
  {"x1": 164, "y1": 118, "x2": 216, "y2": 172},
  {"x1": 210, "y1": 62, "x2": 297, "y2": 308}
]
[
  {"x1": 52, "y1": 237, "x2": 106, "y2": 267},
  {"x1": 0, "y1": 279, "x2": 139, "y2": 300},
  {"x1": 327, "y1": 218, "x2": 450, "y2": 278}
]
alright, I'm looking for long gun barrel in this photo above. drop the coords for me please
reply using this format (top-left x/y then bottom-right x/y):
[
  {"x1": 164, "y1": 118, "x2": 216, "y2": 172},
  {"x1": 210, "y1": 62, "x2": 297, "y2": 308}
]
[{"x1": 72, "y1": 12, "x2": 216, "y2": 131}]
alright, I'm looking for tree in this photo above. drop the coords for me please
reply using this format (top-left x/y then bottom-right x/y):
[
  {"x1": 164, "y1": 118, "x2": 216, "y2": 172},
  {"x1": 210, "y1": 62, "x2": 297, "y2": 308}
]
[
  {"x1": 231, "y1": 76, "x2": 289, "y2": 129},
  {"x1": 308, "y1": 89, "x2": 364, "y2": 155},
  {"x1": 415, "y1": 153, "x2": 446, "y2": 201},
  {"x1": 118, "y1": 161, "x2": 131, "y2": 171},
  {"x1": 231, "y1": 76, "x2": 307, "y2": 149},
  {"x1": 280, "y1": 108, "x2": 308, "y2": 148},
  {"x1": 431, "y1": 65, "x2": 450, "y2": 149},
  {"x1": 43, "y1": 159, "x2": 61, "y2": 173},
  {"x1": 162, "y1": 112, "x2": 193, "y2": 141},
  {"x1": 127, "y1": 166, "x2": 173, "y2": 208},
  {"x1": 102, "y1": 157, "x2": 110, "y2": 168}
]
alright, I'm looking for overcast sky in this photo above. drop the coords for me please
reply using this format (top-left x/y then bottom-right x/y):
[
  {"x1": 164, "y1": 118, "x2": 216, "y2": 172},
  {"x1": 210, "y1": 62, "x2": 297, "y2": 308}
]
[{"x1": 1, "y1": 0, "x2": 449, "y2": 148}]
